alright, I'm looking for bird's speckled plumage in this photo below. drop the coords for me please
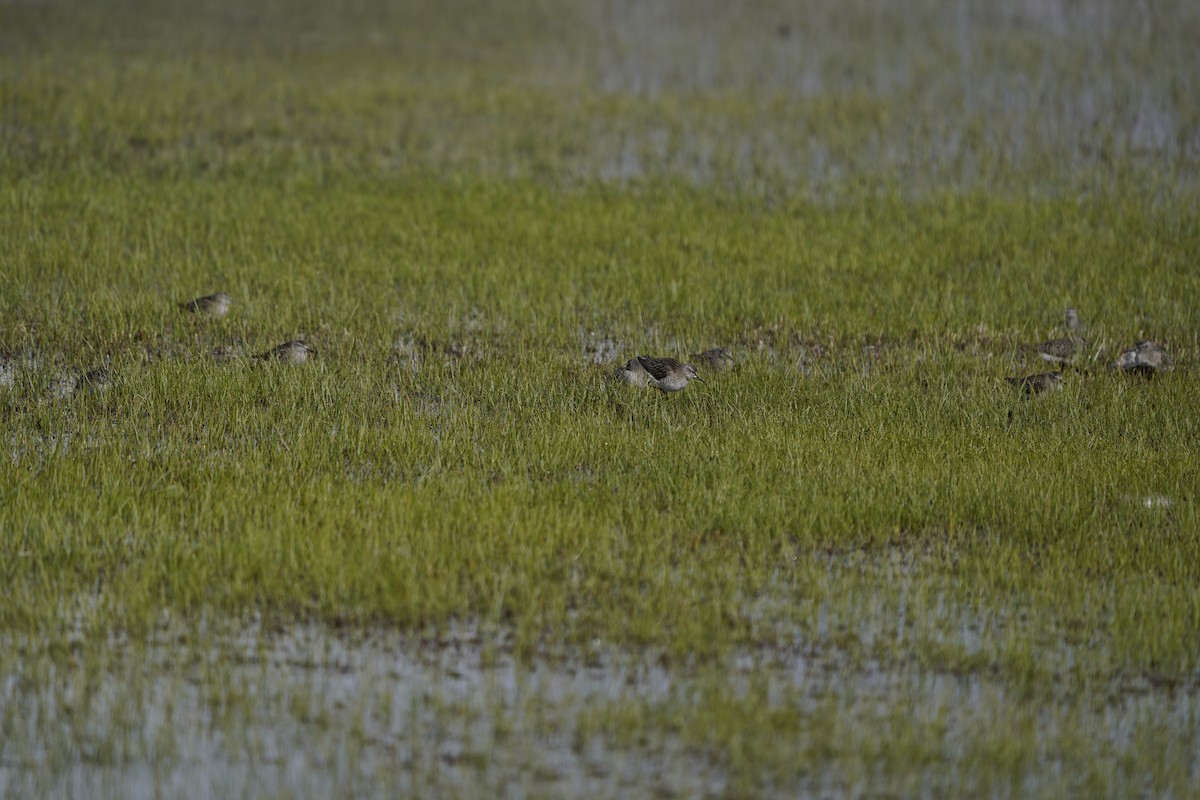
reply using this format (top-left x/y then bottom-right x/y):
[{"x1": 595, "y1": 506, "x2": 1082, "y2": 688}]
[
  {"x1": 1113, "y1": 340, "x2": 1171, "y2": 377},
  {"x1": 612, "y1": 357, "x2": 651, "y2": 386},
  {"x1": 179, "y1": 291, "x2": 232, "y2": 318},
  {"x1": 254, "y1": 340, "x2": 316, "y2": 364},
  {"x1": 690, "y1": 347, "x2": 734, "y2": 372},
  {"x1": 1036, "y1": 308, "x2": 1086, "y2": 365},
  {"x1": 1007, "y1": 371, "x2": 1063, "y2": 396},
  {"x1": 636, "y1": 355, "x2": 704, "y2": 393},
  {"x1": 80, "y1": 366, "x2": 110, "y2": 387}
]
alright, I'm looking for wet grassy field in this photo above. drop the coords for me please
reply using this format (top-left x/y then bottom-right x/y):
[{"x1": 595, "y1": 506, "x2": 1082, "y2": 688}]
[{"x1": 2, "y1": 1, "x2": 1199, "y2": 796}]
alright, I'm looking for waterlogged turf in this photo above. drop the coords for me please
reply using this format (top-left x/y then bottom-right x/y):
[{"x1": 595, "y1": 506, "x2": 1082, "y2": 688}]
[{"x1": 1, "y1": 0, "x2": 1198, "y2": 797}]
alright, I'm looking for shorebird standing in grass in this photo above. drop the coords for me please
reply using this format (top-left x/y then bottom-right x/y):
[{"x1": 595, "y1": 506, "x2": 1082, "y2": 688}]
[
  {"x1": 254, "y1": 340, "x2": 316, "y2": 364},
  {"x1": 690, "y1": 347, "x2": 734, "y2": 372},
  {"x1": 1007, "y1": 371, "x2": 1063, "y2": 396},
  {"x1": 79, "y1": 364, "x2": 111, "y2": 391},
  {"x1": 54, "y1": 359, "x2": 111, "y2": 399},
  {"x1": 179, "y1": 291, "x2": 232, "y2": 318},
  {"x1": 1113, "y1": 341, "x2": 1171, "y2": 377},
  {"x1": 636, "y1": 355, "x2": 704, "y2": 394},
  {"x1": 612, "y1": 357, "x2": 651, "y2": 387},
  {"x1": 1035, "y1": 308, "x2": 1086, "y2": 366}
]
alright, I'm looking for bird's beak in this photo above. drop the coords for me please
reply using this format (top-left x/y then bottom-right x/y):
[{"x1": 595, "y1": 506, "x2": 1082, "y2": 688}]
[{"x1": 695, "y1": 375, "x2": 706, "y2": 383}]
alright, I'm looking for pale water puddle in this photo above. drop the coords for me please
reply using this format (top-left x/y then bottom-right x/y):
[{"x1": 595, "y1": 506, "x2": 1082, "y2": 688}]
[{"x1": 1, "y1": 613, "x2": 1195, "y2": 799}]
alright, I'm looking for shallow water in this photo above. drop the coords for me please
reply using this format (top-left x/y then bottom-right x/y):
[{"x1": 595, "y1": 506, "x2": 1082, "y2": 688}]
[
  {"x1": 2, "y1": 585, "x2": 1195, "y2": 800},
  {"x1": 569, "y1": 0, "x2": 1199, "y2": 191}
]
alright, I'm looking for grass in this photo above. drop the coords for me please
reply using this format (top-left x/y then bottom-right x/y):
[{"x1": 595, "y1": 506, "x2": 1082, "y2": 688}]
[{"x1": 1, "y1": 0, "x2": 1199, "y2": 796}]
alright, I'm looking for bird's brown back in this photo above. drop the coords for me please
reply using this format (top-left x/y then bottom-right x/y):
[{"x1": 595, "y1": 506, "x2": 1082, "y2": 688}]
[{"x1": 636, "y1": 355, "x2": 683, "y2": 381}]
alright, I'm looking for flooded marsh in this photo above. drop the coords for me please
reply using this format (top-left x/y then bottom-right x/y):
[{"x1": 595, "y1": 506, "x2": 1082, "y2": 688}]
[
  {"x1": 4, "y1": 569, "x2": 1197, "y2": 799},
  {"x1": 2, "y1": 0, "x2": 1199, "y2": 796}
]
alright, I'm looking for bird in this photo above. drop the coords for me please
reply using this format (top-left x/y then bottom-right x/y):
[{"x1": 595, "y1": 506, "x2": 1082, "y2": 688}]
[
  {"x1": 54, "y1": 360, "x2": 111, "y2": 399},
  {"x1": 1035, "y1": 308, "x2": 1086, "y2": 366},
  {"x1": 254, "y1": 340, "x2": 316, "y2": 364},
  {"x1": 1113, "y1": 341, "x2": 1171, "y2": 377},
  {"x1": 178, "y1": 291, "x2": 232, "y2": 318},
  {"x1": 79, "y1": 365, "x2": 111, "y2": 390},
  {"x1": 1006, "y1": 371, "x2": 1063, "y2": 396},
  {"x1": 612, "y1": 357, "x2": 651, "y2": 387},
  {"x1": 636, "y1": 355, "x2": 705, "y2": 394},
  {"x1": 690, "y1": 347, "x2": 734, "y2": 372}
]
